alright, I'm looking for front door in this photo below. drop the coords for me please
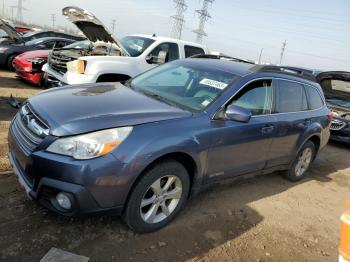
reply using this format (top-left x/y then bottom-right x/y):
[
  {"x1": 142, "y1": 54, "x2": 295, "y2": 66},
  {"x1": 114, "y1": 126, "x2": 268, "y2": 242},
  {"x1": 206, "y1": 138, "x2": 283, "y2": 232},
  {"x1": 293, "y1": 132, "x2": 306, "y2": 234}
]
[{"x1": 206, "y1": 79, "x2": 276, "y2": 181}]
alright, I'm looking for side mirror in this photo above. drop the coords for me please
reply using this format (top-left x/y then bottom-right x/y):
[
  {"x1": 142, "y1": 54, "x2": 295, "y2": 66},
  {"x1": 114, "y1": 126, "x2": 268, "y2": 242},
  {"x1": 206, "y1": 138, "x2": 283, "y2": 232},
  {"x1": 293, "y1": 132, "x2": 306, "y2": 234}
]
[{"x1": 225, "y1": 105, "x2": 252, "y2": 123}]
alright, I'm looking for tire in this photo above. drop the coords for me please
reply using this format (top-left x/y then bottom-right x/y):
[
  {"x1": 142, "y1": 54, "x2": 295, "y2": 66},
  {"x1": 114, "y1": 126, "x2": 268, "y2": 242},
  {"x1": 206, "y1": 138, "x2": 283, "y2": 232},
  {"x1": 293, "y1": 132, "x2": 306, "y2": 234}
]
[
  {"x1": 124, "y1": 160, "x2": 190, "y2": 233},
  {"x1": 7, "y1": 54, "x2": 17, "y2": 71},
  {"x1": 282, "y1": 141, "x2": 316, "y2": 182}
]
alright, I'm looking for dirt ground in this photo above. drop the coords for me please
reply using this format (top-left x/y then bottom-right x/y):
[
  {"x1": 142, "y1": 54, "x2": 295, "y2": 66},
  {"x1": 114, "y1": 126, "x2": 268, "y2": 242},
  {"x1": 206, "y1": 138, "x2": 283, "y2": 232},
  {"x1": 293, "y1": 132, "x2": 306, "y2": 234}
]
[{"x1": 0, "y1": 69, "x2": 349, "y2": 262}]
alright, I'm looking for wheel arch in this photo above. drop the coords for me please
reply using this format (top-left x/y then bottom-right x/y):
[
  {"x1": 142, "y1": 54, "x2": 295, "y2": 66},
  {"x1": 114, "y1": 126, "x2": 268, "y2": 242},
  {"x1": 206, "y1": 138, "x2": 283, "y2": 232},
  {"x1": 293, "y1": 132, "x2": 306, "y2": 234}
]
[{"x1": 122, "y1": 151, "x2": 200, "y2": 213}]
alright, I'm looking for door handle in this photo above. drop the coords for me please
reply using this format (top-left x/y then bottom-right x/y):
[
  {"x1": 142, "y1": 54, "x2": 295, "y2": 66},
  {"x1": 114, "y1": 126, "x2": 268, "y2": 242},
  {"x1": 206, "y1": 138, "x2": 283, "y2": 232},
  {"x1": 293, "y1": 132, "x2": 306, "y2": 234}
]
[{"x1": 261, "y1": 125, "x2": 274, "y2": 134}]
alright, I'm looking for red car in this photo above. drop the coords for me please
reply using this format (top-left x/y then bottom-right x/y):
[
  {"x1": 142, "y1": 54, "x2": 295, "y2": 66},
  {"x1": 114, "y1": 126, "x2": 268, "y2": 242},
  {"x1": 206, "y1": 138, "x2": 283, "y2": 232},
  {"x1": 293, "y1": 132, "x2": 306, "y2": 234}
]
[{"x1": 13, "y1": 50, "x2": 49, "y2": 86}]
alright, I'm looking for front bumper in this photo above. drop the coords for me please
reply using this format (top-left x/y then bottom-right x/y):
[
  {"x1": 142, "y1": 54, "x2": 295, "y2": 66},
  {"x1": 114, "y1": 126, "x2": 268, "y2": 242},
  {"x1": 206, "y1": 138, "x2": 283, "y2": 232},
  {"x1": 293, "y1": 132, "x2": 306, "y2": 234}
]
[
  {"x1": 42, "y1": 63, "x2": 97, "y2": 86},
  {"x1": 8, "y1": 151, "x2": 123, "y2": 216},
  {"x1": 330, "y1": 119, "x2": 350, "y2": 144}
]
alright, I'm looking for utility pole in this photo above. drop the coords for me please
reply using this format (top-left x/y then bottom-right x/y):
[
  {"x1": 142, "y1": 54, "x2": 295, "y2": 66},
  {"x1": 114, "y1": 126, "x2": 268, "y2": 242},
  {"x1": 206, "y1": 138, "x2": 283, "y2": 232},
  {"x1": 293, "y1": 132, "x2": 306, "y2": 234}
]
[
  {"x1": 16, "y1": 0, "x2": 25, "y2": 22},
  {"x1": 10, "y1": 5, "x2": 15, "y2": 20},
  {"x1": 193, "y1": 0, "x2": 214, "y2": 44},
  {"x1": 279, "y1": 40, "x2": 287, "y2": 65},
  {"x1": 1, "y1": 0, "x2": 5, "y2": 17},
  {"x1": 111, "y1": 19, "x2": 116, "y2": 34},
  {"x1": 51, "y1": 14, "x2": 56, "y2": 30},
  {"x1": 170, "y1": 0, "x2": 187, "y2": 39},
  {"x1": 258, "y1": 48, "x2": 264, "y2": 64}
]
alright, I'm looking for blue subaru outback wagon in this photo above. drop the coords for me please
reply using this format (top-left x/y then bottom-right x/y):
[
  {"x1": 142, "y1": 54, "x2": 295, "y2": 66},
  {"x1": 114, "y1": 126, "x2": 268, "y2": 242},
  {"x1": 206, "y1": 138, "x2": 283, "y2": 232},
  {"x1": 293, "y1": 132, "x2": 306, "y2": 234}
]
[{"x1": 8, "y1": 57, "x2": 331, "y2": 232}]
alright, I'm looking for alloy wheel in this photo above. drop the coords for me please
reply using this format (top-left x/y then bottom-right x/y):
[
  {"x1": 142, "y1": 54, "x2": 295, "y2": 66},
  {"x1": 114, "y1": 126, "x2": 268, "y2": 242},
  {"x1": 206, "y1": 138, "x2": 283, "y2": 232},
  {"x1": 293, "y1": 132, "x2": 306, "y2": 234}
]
[
  {"x1": 140, "y1": 175, "x2": 182, "y2": 224},
  {"x1": 295, "y1": 147, "x2": 313, "y2": 177}
]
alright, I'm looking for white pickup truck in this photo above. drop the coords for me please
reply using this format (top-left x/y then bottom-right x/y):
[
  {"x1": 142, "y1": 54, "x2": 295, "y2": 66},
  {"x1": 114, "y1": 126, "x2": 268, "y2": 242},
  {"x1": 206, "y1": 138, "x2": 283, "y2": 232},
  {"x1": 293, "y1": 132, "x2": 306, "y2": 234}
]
[{"x1": 43, "y1": 6, "x2": 209, "y2": 86}]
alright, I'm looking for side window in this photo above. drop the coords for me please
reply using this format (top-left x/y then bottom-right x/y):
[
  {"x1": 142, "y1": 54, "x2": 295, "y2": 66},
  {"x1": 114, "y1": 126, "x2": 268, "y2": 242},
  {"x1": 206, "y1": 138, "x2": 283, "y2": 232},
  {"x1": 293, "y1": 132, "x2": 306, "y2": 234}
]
[
  {"x1": 41, "y1": 41, "x2": 56, "y2": 49},
  {"x1": 184, "y1": 45, "x2": 205, "y2": 58},
  {"x1": 148, "y1": 42, "x2": 179, "y2": 63},
  {"x1": 55, "y1": 41, "x2": 69, "y2": 48},
  {"x1": 305, "y1": 85, "x2": 324, "y2": 110},
  {"x1": 230, "y1": 79, "x2": 273, "y2": 116},
  {"x1": 275, "y1": 80, "x2": 308, "y2": 113}
]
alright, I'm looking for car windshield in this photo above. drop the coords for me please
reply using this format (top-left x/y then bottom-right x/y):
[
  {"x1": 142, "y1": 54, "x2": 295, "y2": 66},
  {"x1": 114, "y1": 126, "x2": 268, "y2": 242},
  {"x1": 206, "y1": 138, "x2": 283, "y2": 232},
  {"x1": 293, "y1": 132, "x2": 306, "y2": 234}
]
[
  {"x1": 121, "y1": 36, "x2": 155, "y2": 57},
  {"x1": 128, "y1": 61, "x2": 238, "y2": 112},
  {"x1": 25, "y1": 38, "x2": 46, "y2": 46},
  {"x1": 63, "y1": 40, "x2": 91, "y2": 49}
]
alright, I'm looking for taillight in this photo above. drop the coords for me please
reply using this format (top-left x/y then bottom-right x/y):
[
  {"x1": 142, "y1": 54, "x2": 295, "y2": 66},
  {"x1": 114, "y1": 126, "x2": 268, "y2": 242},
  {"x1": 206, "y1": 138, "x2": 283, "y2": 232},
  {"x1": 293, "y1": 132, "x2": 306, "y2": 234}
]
[{"x1": 327, "y1": 111, "x2": 334, "y2": 122}]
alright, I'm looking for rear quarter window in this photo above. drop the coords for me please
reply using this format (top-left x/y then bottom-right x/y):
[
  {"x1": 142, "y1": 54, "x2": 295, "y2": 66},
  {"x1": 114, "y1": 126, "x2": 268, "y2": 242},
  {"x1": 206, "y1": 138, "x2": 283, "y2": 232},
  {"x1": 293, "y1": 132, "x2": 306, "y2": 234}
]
[
  {"x1": 275, "y1": 80, "x2": 308, "y2": 113},
  {"x1": 305, "y1": 85, "x2": 324, "y2": 109},
  {"x1": 185, "y1": 45, "x2": 205, "y2": 58}
]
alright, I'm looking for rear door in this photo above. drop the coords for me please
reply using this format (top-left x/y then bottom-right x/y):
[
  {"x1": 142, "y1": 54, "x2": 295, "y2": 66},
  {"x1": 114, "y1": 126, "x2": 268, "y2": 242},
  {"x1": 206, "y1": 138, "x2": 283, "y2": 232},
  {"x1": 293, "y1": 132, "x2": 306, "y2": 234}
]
[
  {"x1": 206, "y1": 79, "x2": 277, "y2": 181},
  {"x1": 266, "y1": 79, "x2": 310, "y2": 167}
]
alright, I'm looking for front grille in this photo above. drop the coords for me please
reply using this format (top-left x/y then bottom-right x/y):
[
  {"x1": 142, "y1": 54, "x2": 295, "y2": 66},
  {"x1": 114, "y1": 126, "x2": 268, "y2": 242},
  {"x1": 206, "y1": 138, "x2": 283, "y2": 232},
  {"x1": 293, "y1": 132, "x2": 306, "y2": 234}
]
[
  {"x1": 49, "y1": 50, "x2": 76, "y2": 75},
  {"x1": 330, "y1": 119, "x2": 346, "y2": 131},
  {"x1": 10, "y1": 104, "x2": 48, "y2": 156}
]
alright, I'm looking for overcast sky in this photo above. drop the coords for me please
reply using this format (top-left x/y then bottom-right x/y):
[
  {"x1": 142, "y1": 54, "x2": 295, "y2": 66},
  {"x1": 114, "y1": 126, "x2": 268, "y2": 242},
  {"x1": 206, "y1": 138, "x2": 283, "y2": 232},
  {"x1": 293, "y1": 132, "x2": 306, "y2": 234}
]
[{"x1": 2, "y1": 0, "x2": 350, "y2": 71}]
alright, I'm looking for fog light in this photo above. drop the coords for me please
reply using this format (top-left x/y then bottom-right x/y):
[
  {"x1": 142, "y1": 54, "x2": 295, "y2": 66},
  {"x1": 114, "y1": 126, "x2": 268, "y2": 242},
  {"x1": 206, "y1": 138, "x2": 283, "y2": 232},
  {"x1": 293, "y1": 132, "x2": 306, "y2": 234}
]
[{"x1": 56, "y1": 193, "x2": 72, "y2": 210}]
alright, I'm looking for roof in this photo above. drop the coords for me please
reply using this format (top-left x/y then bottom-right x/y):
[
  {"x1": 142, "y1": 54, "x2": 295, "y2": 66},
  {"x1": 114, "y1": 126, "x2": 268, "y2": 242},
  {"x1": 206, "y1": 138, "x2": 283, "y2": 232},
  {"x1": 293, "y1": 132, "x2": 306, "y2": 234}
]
[
  {"x1": 129, "y1": 34, "x2": 207, "y2": 49},
  {"x1": 184, "y1": 58, "x2": 257, "y2": 76},
  {"x1": 185, "y1": 58, "x2": 323, "y2": 83}
]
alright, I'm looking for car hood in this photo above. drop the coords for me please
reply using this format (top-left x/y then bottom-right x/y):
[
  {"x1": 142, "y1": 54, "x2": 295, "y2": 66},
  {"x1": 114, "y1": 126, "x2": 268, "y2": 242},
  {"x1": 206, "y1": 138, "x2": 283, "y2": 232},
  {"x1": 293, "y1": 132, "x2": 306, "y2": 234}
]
[
  {"x1": 28, "y1": 83, "x2": 192, "y2": 137},
  {"x1": 17, "y1": 49, "x2": 50, "y2": 59},
  {"x1": 0, "y1": 19, "x2": 23, "y2": 42},
  {"x1": 62, "y1": 6, "x2": 129, "y2": 56}
]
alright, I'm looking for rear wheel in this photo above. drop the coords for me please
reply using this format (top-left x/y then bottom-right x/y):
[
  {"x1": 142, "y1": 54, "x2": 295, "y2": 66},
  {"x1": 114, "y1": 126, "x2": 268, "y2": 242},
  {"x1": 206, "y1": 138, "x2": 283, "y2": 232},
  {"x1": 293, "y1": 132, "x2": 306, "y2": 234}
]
[
  {"x1": 124, "y1": 160, "x2": 190, "y2": 233},
  {"x1": 282, "y1": 141, "x2": 316, "y2": 182}
]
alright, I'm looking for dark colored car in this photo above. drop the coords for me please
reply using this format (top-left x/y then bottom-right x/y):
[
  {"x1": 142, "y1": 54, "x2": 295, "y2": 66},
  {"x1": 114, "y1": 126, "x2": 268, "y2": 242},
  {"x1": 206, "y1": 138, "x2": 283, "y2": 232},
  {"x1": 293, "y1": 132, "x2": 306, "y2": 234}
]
[
  {"x1": 317, "y1": 71, "x2": 350, "y2": 144},
  {"x1": 0, "y1": 37, "x2": 76, "y2": 70},
  {"x1": 8, "y1": 58, "x2": 331, "y2": 233}
]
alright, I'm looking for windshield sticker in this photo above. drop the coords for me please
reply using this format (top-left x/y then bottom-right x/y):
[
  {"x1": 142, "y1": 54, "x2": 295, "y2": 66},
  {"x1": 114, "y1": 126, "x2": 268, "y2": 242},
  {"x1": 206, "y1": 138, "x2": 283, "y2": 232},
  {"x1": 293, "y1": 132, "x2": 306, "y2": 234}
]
[
  {"x1": 200, "y1": 78, "x2": 228, "y2": 90},
  {"x1": 201, "y1": 100, "x2": 211, "y2": 107}
]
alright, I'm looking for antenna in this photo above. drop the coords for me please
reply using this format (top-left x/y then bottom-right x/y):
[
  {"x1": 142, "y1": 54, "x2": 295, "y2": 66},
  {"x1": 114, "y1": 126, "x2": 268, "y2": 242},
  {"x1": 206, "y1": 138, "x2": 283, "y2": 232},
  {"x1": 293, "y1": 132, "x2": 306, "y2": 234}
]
[
  {"x1": 170, "y1": 0, "x2": 187, "y2": 39},
  {"x1": 193, "y1": 0, "x2": 214, "y2": 44}
]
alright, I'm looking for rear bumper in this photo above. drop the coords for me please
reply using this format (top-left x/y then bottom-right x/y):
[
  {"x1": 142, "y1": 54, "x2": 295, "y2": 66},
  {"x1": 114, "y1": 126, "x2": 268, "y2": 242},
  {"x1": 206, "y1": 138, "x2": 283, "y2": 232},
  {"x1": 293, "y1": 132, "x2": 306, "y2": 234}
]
[{"x1": 8, "y1": 151, "x2": 123, "y2": 216}]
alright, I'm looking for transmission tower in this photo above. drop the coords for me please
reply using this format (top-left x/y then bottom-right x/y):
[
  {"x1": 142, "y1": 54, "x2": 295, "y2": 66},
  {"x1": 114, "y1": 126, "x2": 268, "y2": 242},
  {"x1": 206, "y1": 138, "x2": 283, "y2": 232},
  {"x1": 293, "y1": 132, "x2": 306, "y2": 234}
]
[
  {"x1": 193, "y1": 0, "x2": 214, "y2": 44},
  {"x1": 279, "y1": 40, "x2": 287, "y2": 65},
  {"x1": 14, "y1": 0, "x2": 26, "y2": 23},
  {"x1": 170, "y1": 0, "x2": 187, "y2": 39},
  {"x1": 111, "y1": 19, "x2": 116, "y2": 34},
  {"x1": 51, "y1": 14, "x2": 56, "y2": 30}
]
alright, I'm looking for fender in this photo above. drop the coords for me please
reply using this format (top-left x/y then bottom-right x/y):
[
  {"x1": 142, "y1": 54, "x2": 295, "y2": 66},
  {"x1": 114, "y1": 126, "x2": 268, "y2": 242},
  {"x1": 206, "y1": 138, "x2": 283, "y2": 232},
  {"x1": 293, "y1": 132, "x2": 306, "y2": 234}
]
[{"x1": 295, "y1": 121, "x2": 322, "y2": 155}]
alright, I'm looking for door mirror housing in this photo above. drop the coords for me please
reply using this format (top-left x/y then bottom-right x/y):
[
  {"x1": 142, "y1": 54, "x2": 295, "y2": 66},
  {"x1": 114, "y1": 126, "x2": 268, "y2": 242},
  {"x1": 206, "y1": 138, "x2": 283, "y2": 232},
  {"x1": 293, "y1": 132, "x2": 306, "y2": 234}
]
[
  {"x1": 146, "y1": 50, "x2": 167, "y2": 64},
  {"x1": 225, "y1": 105, "x2": 252, "y2": 123}
]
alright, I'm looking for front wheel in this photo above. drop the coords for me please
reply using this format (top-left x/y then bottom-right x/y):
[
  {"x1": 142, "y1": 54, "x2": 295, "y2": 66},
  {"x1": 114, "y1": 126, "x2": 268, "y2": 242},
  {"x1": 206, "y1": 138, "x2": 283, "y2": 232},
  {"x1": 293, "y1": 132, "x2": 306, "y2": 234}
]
[
  {"x1": 7, "y1": 54, "x2": 17, "y2": 71},
  {"x1": 124, "y1": 160, "x2": 190, "y2": 233},
  {"x1": 282, "y1": 141, "x2": 316, "y2": 182}
]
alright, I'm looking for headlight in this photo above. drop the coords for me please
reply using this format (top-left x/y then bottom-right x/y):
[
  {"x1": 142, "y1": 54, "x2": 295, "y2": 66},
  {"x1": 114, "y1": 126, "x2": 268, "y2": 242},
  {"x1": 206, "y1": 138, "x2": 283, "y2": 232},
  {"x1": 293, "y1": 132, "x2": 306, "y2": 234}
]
[
  {"x1": 66, "y1": 59, "x2": 86, "y2": 74},
  {"x1": 27, "y1": 57, "x2": 47, "y2": 64},
  {"x1": 46, "y1": 127, "x2": 133, "y2": 159}
]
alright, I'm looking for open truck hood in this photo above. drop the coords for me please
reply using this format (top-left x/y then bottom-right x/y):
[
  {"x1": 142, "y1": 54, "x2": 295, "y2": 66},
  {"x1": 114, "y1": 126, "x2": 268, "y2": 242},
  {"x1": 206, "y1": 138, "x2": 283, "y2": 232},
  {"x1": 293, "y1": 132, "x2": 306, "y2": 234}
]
[
  {"x1": 62, "y1": 6, "x2": 129, "y2": 56},
  {"x1": 0, "y1": 19, "x2": 23, "y2": 42}
]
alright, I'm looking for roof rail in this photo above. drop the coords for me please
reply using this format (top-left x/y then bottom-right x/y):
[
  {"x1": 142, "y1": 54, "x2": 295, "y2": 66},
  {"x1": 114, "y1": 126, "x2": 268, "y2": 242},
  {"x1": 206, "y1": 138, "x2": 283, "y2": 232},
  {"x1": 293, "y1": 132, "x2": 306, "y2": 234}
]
[
  {"x1": 190, "y1": 54, "x2": 255, "y2": 64},
  {"x1": 256, "y1": 65, "x2": 317, "y2": 81}
]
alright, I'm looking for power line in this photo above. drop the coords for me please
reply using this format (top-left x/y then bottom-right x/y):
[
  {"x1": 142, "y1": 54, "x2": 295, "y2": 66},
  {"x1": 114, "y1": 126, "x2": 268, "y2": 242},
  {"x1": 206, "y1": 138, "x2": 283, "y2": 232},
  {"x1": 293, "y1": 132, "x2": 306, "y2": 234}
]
[
  {"x1": 193, "y1": 0, "x2": 214, "y2": 44},
  {"x1": 170, "y1": 0, "x2": 187, "y2": 39}
]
